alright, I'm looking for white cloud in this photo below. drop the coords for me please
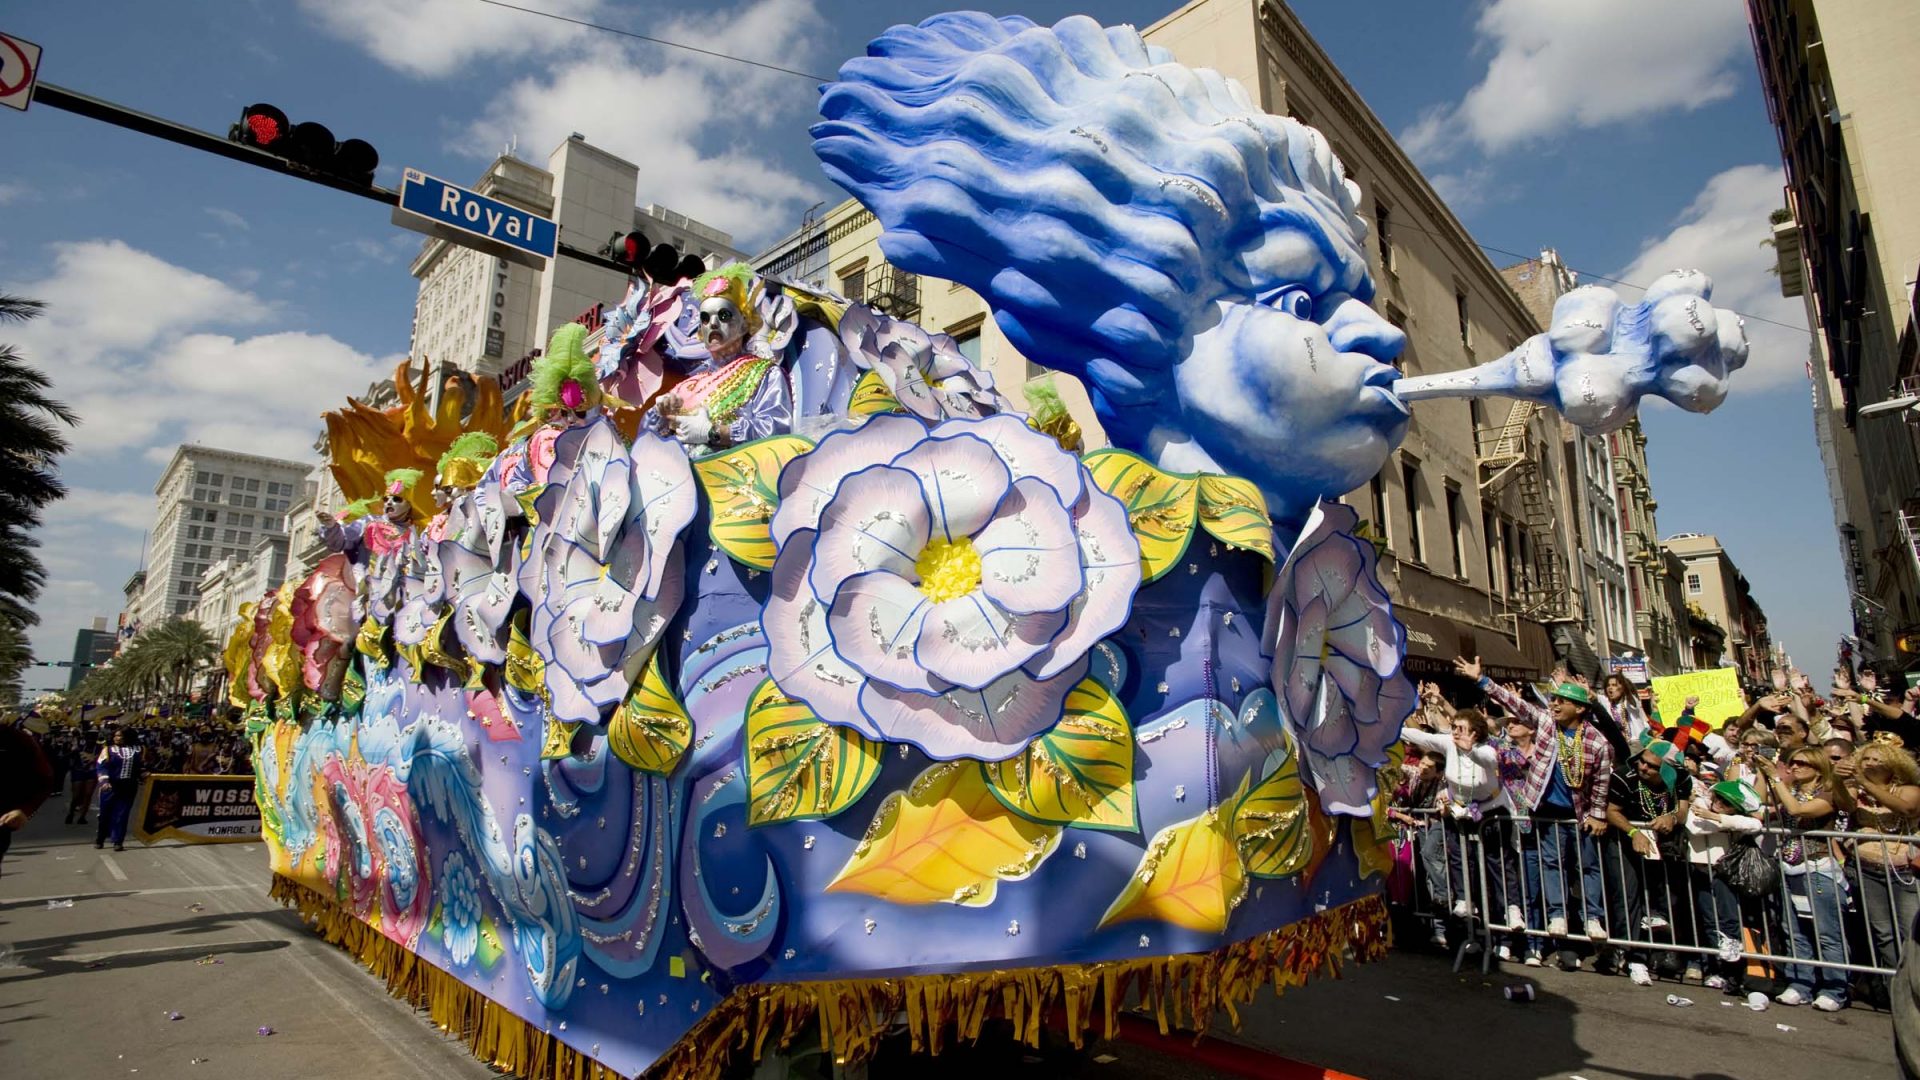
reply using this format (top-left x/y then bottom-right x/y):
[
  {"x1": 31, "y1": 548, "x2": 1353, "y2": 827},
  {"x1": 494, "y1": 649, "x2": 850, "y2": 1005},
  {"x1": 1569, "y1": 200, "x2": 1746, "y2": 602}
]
[
  {"x1": 4, "y1": 240, "x2": 397, "y2": 668},
  {"x1": 205, "y1": 206, "x2": 250, "y2": 230},
  {"x1": 1402, "y1": 0, "x2": 1750, "y2": 163},
  {"x1": 295, "y1": 0, "x2": 602, "y2": 78},
  {"x1": 304, "y1": 0, "x2": 830, "y2": 249},
  {"x1": 1609, "y1": 163, "x2": 1809, "y2": 392},
  {"x1": 0, "y1": 181, "x2": 30, "y2": 205}
]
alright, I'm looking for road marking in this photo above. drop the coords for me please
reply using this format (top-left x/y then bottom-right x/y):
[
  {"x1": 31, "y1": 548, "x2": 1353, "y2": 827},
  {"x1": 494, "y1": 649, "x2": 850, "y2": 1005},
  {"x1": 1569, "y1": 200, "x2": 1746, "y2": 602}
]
[
  {"x1": 98, "y1": 853, "x2": 128, "y2": 881},
  {"x1": 2, "y1": 883, "x2": 253, "y2": 905}
]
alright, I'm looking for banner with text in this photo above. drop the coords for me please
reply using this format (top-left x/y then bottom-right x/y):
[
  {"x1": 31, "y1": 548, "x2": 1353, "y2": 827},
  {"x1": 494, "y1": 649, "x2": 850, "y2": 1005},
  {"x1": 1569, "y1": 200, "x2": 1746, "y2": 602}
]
[
  {"x1": 1650, "y1": 668, "x2": 1746, "y2": 729},
  {"x1": 132, "y1": 774, "x2": 261, "y2": 844}
]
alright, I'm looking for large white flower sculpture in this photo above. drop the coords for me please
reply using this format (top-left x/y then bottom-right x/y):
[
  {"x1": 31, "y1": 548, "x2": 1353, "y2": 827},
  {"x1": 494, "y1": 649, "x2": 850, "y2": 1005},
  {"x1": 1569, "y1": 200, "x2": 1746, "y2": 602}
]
[
  {"x1": 1260, "y1": 500, "x2": 1416, "y2": 817},
  {"x1": 763, "y1": 414, "x2": 1139, "y2": 761},
  {"x1": 517, "y1": 417, "x2": 696, "y2": 725},
  {"x1": 837, "y1": 304, "x2": 1001, "y2": 421}
]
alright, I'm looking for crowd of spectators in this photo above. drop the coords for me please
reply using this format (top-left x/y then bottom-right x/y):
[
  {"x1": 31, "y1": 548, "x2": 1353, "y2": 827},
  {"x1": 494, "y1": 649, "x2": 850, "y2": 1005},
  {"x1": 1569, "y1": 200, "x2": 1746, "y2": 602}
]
[{"x1": 1381, "y1": 660, "x2": 1920, "y2": 1014}]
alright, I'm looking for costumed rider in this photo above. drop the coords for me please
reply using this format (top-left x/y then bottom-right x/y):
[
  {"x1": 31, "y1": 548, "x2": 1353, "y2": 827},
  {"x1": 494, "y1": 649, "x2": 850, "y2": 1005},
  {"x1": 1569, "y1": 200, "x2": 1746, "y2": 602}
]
[
  {"x1": 429, "y1": 433, "x2": 501, "y2": 542},
  {"x1": 645, "y1": 262, "x2": 791, "y2": 451},
  {"x1": 319, "y1": 467, "x2": 421, "y2": 563}
]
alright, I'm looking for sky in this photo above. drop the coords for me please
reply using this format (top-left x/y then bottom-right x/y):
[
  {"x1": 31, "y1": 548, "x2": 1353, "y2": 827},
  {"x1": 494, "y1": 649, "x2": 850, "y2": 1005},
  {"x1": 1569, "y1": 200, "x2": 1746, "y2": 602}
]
[{"x1": 1, "y1": 0, "x2": 1847, "y2": 694}]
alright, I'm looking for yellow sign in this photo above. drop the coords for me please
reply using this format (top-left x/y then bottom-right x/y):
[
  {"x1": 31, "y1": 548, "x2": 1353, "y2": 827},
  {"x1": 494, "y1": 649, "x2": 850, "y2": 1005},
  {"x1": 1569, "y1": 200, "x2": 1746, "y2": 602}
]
[{"x1": 1650, "y1": 668, "x2": 1746, "y2": 729}]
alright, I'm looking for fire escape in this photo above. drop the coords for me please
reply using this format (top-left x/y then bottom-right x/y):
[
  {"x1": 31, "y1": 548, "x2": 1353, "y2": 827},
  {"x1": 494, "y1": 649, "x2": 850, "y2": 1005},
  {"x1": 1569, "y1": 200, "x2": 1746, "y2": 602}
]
[
  {"x1": 1477, "y1": 400, "x2": 1574, "y2": 624},
  {"x1": 863, "y1": 265, "x2": 921, "y2": 322}
]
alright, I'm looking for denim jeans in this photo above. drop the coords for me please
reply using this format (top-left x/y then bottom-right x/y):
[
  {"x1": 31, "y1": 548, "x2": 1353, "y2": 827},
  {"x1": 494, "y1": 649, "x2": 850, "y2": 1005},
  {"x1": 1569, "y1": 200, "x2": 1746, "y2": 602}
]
[
  {"x1": 1445, "y1": 810, "x2": 1521, "y2": 916},
  {"x1": 1780, "y1": 869, "x2": 1850, "y2": 1002},
  {"x1": 1853, "y1": 859, "x2": 1920, "y2": 972},
  {"x1": 1538, "y1": 819, "x2": 1604, "y2": 926}
]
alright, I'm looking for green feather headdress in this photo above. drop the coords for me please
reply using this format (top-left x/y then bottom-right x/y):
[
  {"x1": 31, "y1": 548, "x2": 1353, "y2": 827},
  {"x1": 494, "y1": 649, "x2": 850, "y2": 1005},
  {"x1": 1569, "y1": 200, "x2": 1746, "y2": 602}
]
[
  {"x1": 341, "y1": 496, "x2": 380, "y2": 521},
  {"x1": 436, "y1": 432, "x2": 500, "y2": 490},
  {"x1": 383, "y1": 467, "x2": 424, "y2": 496},
  {"x1": 529, "y1": 324, "x2": 601, "y2": 413}
]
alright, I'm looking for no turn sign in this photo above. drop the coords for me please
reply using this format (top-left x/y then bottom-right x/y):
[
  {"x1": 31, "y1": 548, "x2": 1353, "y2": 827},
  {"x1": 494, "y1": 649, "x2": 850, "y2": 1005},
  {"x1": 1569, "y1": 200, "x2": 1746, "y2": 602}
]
[{"x1": 0, "y1": 31, "x2": 42, "y2": 112}]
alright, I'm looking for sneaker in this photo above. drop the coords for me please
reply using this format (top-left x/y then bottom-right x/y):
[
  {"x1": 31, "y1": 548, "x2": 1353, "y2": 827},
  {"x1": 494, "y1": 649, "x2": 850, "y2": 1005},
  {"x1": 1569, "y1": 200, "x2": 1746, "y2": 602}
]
[
  {"x1": 1775, "y1": 988, "x2": 1810, "y2": 1006},
  {"x1": 1585, "y1": 918, "x2": 1608, "y2": 941},
  {"x1": 1524, "y1": 951, "x2": 1544, "y2": 968},
  {"x1": 1704, "y1": 974, "x2": 1729, "y2": 991},
  {"x1": 1683, "y1": 965, "x2": 1703, "y2": 984},
  {"x1": 1430, "y1": 925, "x2": 1449, "y2": 949},
  {"x1": 1628, "y1": 963, "x2": 1653, "y2": 987},
  {"x1": 1813, "y1": 994, "x2": 1845, "y2": 1013},
  {"x1": 1452, "y1": 899, "x2": 1473, "y2": 918},
  {"x1": 1547, "y1": 916, "x2": 1568, "y2": 937},
  {"x1": 1718, "y1": 937, "x2": 1744, "y2": 964},
  {"x1": 1506, "y1": 905, "x2": 1525, "y2": 931},
  {"x1": 1640, "y1": 914, "x2": 1670, "y2": 932},
  {"x1": 1497, "y1": 945, "x2": 1514, "y2": 962}
]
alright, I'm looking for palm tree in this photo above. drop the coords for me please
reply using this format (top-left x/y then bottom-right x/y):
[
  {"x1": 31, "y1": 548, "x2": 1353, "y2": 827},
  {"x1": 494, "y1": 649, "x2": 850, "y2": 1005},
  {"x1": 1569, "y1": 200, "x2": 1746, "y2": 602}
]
[
  {"x1": 145, "y1": 618, "x2": 219, "y2": 698},
  {"x1": 0, "y1": 294, "x2": 77, "y2": 644},
  {"x1": 0, "y1": 620, "x2": 30, "y2": 708}
]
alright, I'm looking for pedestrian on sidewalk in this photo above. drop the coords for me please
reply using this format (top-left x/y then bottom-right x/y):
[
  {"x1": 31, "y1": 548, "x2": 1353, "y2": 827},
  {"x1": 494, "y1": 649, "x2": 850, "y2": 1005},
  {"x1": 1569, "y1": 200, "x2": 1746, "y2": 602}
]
[
  {"x1": 94, "y1": 727, "x2": 143, "y2": 852},
  {"x1": 0, "y1": 722, "x2": 54, "y2": 878}
]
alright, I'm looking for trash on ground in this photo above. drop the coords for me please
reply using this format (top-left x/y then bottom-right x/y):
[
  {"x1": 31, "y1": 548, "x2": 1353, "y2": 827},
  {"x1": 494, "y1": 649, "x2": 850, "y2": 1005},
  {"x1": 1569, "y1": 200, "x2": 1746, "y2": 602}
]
[
  {"x1": 1092, "y1": 1054, "x2": 1118, "y2": 1064},
  {"x1": 46, "y1": 899, "x2": 74, "y2": 909},
  {"x1": 167, "y1": 1011, "x2": 184, "y2": 1021},
  {"x1": 256, "y1": 1026, "x2": 275, "y2": 1036},
  {"x1": 1776, "y1": 1023, "x2": 1797, "y2": 1032},
  {"x1": 1665, "y1": 994, "x2": 1693, "y2": 1007}
]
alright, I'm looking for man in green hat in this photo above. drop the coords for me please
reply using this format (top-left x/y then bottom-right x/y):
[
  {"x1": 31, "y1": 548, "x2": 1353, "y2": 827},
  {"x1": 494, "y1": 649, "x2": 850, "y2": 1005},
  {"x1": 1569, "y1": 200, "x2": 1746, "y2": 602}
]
[
  {"x1": 1457, "y1": 658, "x2": 1616, "y2": 948},
  {"x1": 1606, "y1": 736, "x2": 1694, "y2": 985}
]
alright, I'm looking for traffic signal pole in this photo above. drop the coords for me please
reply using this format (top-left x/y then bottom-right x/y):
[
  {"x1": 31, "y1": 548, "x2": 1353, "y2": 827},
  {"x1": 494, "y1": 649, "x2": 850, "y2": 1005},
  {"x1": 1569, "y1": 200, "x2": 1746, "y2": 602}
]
[{"x1": 29, "y1": 81, "x2": 633, "y2": 274}]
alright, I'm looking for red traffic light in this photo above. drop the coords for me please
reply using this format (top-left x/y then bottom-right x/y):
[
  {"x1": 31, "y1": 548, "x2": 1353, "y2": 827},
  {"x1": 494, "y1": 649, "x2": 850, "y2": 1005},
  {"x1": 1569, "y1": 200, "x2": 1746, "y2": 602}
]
[
  {"x1": 233, "y1": 103, "x2": 289, "y2": 149},
  {"x1": 228, "y1": 104, "x2": 377, "y2": 185}
]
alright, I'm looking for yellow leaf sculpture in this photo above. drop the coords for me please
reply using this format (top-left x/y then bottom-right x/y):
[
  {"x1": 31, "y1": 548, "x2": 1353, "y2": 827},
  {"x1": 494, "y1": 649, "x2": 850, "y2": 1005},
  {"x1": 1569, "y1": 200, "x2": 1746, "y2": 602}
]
[
  {"x1": 223, "y1": 601, "x2": 258, "y2": 708},
  {"x1": 265, "y1": 582, "x2": 301, "y2": 703},
  {"x1": 692, "y1": 434, "x2": 815, "y2": 570},
  {"x1": 828, "y1": 762, "x2": 1061, "y2": 907},
  {"x1": 1097, "y1": 800, "x2": 1247, "y2": 933},
  {"x1": 1350, "y1": 816, "x2": 1396, "y2": 881},
  {"x1": 503, "y1": 611, "x2": 544, "y2": 698},
  {"x1": 354, "y1": 614, "x2": 390, "y2": 670},
  {"x1": 1082, "y1": 449, "x2": 1199, "y2": 583},
  {"x1": 540, "y1": 718, "x2": 581, "y2": 761},
  {"x1": 744, "y1": 678, "x2": 883, "y2": 826},
  {"x1": 1232, "y1": 748, "x2": 1318, "y2": 879},
  {"x1": 848, "y1": 370, "x2": 905, "y2": 418},
  {"x1": 608, "y1": 652, "x2": 693, "y2": 776},
  {"x1": 981, "y1": 679, "x2": 1137, "y2": 831},
  {"x1": 1195, "y1": 475, "x2": 1276, "y2": 562}
]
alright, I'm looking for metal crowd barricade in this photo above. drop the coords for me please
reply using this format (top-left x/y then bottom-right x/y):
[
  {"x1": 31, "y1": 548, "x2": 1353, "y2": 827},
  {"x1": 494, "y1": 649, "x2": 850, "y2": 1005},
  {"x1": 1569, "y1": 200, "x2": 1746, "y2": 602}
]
[{"x1": 1388, "y1": 808, "x2": 1920, "y2": 990}]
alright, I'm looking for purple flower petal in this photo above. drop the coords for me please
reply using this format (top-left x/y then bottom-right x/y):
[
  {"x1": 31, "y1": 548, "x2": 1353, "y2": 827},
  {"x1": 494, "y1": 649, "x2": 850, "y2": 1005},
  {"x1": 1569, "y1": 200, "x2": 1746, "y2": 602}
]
[
  {"x1": 762, "y1": 531, "x2": 874, "y2": 735},
  {"x1": 807, "y1": 465, "x2": 931, "y2": 602},
  {"x1": 914, "y1": 593, "x2": 1065, "y2": 691},
  {"x1": 826, "y1": 570, "x2": 941, "y2": 693},
  {"x1": 889, "y1": 432, "x2": 1011, "y2": 543},
  {"x1": 974, "y1": 478, "x2": 1081, "y2": 615},
  {"x1": 857, "y1": 654, "x2": 1088, "y2": 762},
  {"x1": 771, "y1": 414, "x2": 928, "y2": 547}
]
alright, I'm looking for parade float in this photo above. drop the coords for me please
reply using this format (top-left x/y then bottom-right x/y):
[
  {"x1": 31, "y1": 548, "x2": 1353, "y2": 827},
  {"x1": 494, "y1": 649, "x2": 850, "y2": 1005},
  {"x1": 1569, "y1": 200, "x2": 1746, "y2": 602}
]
[{"x1": 223, "y1": 14, "x2": 1750, "y2": 1079}]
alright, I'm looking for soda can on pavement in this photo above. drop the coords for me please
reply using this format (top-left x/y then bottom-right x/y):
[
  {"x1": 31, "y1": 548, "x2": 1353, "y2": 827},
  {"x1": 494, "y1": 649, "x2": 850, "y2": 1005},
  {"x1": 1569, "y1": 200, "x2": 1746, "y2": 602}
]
[{"x1": 1504, "y1": 983, "x2": 1536, "y2": 1003}]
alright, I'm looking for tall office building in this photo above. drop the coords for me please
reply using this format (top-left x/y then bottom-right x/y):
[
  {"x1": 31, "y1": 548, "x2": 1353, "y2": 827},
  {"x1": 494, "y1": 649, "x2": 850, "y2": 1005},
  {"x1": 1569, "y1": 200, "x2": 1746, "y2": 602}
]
[
  {"x1": 406, "y1": 137, "x2": 748, "y2": 397},
  {"x1": 129, "y1": 445, "x2": 311, "y2": 631},
  {"x1": 1749, "y1": 0, "x2": 1920, "y2": 665}
]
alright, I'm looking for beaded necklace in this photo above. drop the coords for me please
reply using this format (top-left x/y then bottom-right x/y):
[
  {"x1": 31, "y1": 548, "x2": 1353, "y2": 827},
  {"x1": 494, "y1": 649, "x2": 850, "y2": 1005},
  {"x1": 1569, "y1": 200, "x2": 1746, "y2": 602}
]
[
  {"x1": 1555, "y1": 724, "x2": 1587, "y2": 788},
  {"x1": 675, "y1": 354, "x2": 776, "y2": 427},
  {"x1": 1635, "y1": 781, "x2": 1671, "y2": 820}
]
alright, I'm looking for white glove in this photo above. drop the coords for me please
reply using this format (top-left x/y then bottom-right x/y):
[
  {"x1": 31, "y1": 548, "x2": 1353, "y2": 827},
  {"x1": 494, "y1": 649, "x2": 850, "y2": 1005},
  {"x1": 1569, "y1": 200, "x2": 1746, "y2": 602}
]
[{"x1": 673, "y1": 409, "x2": 714, "y2": 447}]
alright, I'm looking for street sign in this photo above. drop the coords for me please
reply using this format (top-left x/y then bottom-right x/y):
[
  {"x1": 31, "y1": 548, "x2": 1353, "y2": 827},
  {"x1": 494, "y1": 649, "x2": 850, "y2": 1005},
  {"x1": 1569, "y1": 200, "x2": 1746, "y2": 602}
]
[
  {"x1": 392, "y1": 167, "x2": 556, "y2": 269},
  {"x1": 0, "y1": 31, "x2": 43, "y2": 112}
]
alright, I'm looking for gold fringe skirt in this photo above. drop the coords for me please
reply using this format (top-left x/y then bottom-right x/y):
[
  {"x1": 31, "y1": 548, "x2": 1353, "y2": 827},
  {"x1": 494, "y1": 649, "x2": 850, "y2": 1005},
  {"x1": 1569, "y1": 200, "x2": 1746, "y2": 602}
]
[{"x1": 271, "y1": 873, "x2": 1390, "y2": 1080}]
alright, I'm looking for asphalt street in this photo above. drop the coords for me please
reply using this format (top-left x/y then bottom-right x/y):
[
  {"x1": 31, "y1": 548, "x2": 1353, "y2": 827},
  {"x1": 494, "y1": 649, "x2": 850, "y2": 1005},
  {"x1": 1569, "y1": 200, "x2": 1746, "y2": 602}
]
[{"x1": 0, "y1": 790, "x2": 1904, "y2": 1080}]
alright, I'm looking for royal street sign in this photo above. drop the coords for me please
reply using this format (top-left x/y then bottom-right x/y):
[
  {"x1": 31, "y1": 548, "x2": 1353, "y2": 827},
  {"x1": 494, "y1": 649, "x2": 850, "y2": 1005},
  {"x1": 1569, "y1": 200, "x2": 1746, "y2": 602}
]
[
  {"x1": 0, "y1": 31, "x2": 43, "y2": 112},
  {"x1": 392, "y1": 168, "x2": 557, "y2": 269}
]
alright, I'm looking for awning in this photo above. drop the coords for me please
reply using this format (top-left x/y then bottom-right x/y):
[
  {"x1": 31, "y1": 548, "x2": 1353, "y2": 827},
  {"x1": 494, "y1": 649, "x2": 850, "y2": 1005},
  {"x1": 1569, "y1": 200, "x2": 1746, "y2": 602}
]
[
  {"x1": 1397, "y1": 607, "x2": 1538, "y2": 682},
  {"x1": 1550, "y1": 623, "x2": 1605, "y2": 682}
]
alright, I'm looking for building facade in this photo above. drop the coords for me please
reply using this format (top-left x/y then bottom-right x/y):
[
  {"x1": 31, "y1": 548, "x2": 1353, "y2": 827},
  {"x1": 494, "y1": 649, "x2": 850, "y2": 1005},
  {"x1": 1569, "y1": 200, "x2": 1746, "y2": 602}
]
[
  {"x1": 1749, "y1": 0, "x2": 1920, "y2": 668},
  {"x1": 67, "y1": 620, "x2": 116, "y2": 691},
  {"x1": 129, "y1": 446, "x2": 311, "y2": 630},
  {"x1": 1664, "y1": 533, "x2": 1775, "y2": 680},
  {"x1": 407, "y1": 137, "x2": 748, "y2": 397}
]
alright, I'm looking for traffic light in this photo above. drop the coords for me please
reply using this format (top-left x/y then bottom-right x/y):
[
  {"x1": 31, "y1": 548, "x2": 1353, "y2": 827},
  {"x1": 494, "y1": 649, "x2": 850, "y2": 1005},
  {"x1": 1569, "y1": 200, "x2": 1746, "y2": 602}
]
[
  {"x1": 604, "y1": 231, "x2": 650, "y2": 275},
  {"x1": 643, "y1": 242, "x2": 682, "y2": 285},
  {"x1": 229, "y1": 103, "x2": 379, "y2": 185},
  {"x1": 674, "y1": 253, "x2": 708, "y2": 282}
]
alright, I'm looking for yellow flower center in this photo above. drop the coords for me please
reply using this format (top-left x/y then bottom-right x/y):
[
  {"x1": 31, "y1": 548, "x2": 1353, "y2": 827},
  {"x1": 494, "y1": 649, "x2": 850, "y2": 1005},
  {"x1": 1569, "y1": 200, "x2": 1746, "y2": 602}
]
[{"x1": 915, "y1": 537, "x2": 983, "y2": 603}]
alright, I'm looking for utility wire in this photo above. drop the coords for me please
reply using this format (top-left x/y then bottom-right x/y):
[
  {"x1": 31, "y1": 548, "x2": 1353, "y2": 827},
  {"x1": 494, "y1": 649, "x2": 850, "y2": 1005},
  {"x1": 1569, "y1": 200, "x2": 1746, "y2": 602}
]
[
  {"x1": 469, "y1": 0, "x2": 833, "y2": 82},
  {"x1": 472, "y1": 0, "x2": 1808, "y2": 338}
]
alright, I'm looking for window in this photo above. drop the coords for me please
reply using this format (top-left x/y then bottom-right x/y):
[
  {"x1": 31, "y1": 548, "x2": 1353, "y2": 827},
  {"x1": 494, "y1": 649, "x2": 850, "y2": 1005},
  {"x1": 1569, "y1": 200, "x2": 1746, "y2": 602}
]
[
  {"x1": 1445, "y1": 483, "x2": 1466, "y2": 578},
  {"x1": 174, "y1": 600, "x2": 190, "y2": 616},
  {"x1": 209, "y1": 473, "x2": 224, "y2": 486},
  {"x1": 1399, "y1": 459, "x2": 1424, "y2": 564},
  {"x1": 245, "y1": 478, "x2": 260, "y2": 491},
  {"x1": 228, "y1": 492, "x2": 243, "y2": 505},
  {"x1": 839, "y1": 264, "x2": 867, "y2": 303},
  {"x1": 1686, "y1": 572, "x2": 1702, "y2": 594},
  {"x1": 206, "y1": 510, "x2": 217, "y2": 523},
  {"x1": 1368, "y1": 472, "x2": 1391, "y2": 548},
  {"x1": 1455, "y1": 289, "x2": 1473, "y2": 352},
  {"x1": 1374, "y1": 199, "x2": 1395, "y2": 274},
  {"x1": 242, "y1": 495, "x2": 258, "y2": 508},
  {"x1": 1501, "y1": 520, "x2": 1519, "y2": 595},
  {"x1": 193, "y1": 488, "x2": 209, "y2": 503},
  {"x1": 195, "y1": 470, "x2": 210, "y2": 484},
  {"x1": 952, "y1": 328, "x2": 983, "y2": 368},
  {"x1": 224, "y1": 528, "x2": 237, "y2": 543},
  {"x1": 1482, "y1": 507, "x2": 1500, "y2": 594}
]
